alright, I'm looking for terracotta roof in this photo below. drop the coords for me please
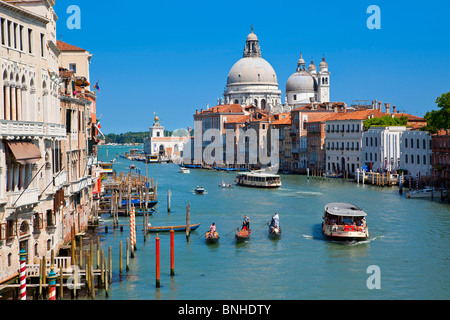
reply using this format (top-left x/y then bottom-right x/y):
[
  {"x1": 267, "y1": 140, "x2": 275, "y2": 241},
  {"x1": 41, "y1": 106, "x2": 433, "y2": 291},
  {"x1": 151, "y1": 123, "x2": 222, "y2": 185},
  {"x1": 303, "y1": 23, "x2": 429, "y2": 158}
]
[
  {"x1": 271, "y1": 113, "x2": 291, "y2": 125},
  {"x1": 325, "y1": 109, "x2": 386, "y2": 121},
  {"x1": 393, "y1": 113, "x2": 426, "y2": 121},
  {"x1": 56, "y1": 40, "x2": 87, "y2": 52},
  {"x1": 225, "y1": 115, "x2": 251, "y2": 124},
  {"x1": 292, "y1": 102, "x2": 346, "y2": 112},
  {"x1": 196, "y1": 104, "x2": 244, "y2": 115}
]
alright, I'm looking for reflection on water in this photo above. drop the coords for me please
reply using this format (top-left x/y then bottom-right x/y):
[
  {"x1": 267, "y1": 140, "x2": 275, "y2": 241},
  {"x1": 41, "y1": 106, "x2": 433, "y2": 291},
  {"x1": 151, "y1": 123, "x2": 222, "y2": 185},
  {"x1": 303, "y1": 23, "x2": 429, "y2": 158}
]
[{"x1": 95, "y1": 145, "x2": 450, "y2": 300}]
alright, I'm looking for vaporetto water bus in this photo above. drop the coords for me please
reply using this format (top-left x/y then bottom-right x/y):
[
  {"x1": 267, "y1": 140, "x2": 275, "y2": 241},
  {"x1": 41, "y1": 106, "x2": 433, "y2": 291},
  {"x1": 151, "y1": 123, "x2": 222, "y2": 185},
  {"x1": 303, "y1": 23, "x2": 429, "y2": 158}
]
[
  {"x1": 322, "y1": 203, "x2": 369, "y2": 241},
  {"x1": 234, "y1": 172, "x2": 282, "y2": 188}
]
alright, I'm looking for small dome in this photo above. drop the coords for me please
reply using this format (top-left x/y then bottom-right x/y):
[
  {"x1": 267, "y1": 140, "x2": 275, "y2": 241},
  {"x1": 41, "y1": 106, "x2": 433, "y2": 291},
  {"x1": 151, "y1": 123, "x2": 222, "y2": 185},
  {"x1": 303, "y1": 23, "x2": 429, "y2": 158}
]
[
  {"x1": 308, "y1": 60, "x2": 316, "y2": 72},
  {"x1": 247, "y1": 32, "x2": 258, "y2": 41},
  {"x1": 297, "y1": 53, "x2": 305, "y2": 66},
  {"x1": 320, "y1": 57, "x2": 328, "y2": 70},
  {"x1": 154, "y1": 116, "x2": 159, "y2": 122},
  {"x1": 286, "y1": 70, "x2": 315, "y2": 93}
]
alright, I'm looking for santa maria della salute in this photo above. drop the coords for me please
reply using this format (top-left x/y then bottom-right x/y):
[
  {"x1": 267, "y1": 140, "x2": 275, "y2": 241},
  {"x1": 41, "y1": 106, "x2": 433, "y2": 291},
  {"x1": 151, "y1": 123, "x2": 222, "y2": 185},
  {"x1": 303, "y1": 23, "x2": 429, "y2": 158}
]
[{"x1": 222, "y1": 26, "x2": 330, "y2": 113}]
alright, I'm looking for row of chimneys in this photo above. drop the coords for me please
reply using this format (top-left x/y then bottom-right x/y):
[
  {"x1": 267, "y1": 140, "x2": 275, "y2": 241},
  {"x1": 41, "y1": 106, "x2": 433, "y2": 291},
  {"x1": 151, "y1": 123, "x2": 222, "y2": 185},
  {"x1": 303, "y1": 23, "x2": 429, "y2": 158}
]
[{"x1": 372, "y1": 100, "x2": 397, "y2": 114}]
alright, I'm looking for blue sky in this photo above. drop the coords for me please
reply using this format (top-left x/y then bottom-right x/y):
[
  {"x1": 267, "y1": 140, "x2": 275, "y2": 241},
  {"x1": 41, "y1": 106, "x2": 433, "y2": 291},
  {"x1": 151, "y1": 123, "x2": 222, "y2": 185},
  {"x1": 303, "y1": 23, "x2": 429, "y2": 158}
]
[{"x1": 54, "y1": 0, "x2": 450, "y2": 134}]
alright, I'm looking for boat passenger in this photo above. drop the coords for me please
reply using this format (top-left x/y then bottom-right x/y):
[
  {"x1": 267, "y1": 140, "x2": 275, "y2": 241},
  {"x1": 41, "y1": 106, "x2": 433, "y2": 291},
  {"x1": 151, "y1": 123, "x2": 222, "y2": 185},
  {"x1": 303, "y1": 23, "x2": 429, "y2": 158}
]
[{"x1": 210, "y1": 222, "x2": 216, "y2": 234}]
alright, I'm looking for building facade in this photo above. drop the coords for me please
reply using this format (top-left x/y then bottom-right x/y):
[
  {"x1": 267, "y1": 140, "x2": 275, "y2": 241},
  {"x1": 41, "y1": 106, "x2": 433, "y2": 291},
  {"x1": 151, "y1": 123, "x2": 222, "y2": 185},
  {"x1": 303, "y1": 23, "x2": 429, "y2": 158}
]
[
  {"x1": 325, "y1": 109, "x2": 385, "y2": 176},
  {"x1": 0, "y1": 0, "x2": 99, "y2": 284},
  {"x1": 362, "y1": 126, "x2": 407, "y2": 172},
  {"x1": 431, "y1": 129, "x2": 450, "y2": 181},
  {"x1": 400, "y1": 130, "x2": 432, "y2": 177}
]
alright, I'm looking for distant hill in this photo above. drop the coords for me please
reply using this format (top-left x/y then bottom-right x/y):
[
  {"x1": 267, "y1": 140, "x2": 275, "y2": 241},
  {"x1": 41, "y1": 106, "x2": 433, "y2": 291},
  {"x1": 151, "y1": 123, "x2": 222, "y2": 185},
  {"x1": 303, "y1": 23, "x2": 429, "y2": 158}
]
[{"x1": 103, "y1": 130, "x2": 173, "y2": 144}]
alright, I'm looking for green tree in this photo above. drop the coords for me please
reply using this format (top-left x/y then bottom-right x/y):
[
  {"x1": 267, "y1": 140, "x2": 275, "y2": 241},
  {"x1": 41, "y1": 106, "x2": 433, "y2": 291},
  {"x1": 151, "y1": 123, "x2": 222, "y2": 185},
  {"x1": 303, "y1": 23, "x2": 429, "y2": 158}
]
[
  {"x1": 423, "y1": 92, "x2": 450, "y2": 133},
  {"x1": 363, "y1": 115, "x2": 408, "y2": 130}
]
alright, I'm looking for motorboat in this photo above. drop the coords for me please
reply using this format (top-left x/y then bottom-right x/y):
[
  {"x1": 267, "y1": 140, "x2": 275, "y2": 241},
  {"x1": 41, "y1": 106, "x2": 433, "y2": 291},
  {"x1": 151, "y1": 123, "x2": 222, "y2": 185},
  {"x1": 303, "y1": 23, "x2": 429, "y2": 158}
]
[
  {"x1": 234, "y1": 172, "x2": 282, "y2": 188},
  {"x1": 179, "y1": 167, "x2": 190, "y2": 174},
  {"x1": 194, "y1": 186, "x2": 206, "y2": 194},
  {"x1": 322, "y1": 203, "x2": 369, "y2": 241}
]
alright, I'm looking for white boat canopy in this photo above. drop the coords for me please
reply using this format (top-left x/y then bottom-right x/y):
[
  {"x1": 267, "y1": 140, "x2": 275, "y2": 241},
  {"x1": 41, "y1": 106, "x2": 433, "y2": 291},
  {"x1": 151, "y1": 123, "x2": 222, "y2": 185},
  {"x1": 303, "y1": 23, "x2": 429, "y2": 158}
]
[{"x1": 325, "y1": 203, "x2": 367, "y2": 217}]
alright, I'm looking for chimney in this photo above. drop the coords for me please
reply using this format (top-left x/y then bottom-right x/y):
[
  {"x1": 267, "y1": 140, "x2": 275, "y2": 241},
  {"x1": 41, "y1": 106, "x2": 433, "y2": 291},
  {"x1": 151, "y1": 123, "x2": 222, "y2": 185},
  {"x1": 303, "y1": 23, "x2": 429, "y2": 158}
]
[
  {"x1": 371, "y1": 101, "x2": 375, "y2": 110},
  {"x1": 392, "y1": 105, "x2": 396, "y2": 114},
  {"x1": 378, "y1": 101, "x2": 382, "y2": 112},
  {"x1": 385, "y1": 103, "x2": 391, "y2": 114}
]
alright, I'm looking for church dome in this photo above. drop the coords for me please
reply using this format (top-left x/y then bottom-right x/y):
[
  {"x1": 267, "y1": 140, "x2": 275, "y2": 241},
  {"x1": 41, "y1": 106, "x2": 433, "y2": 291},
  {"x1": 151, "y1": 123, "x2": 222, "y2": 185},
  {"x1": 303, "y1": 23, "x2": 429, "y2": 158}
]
[
  {"x1": 227, "y1": 57, "x2": 278, "y2": 85},
  {"x1": 286, "y1": 70, "x2": 315, "y2": 93}
]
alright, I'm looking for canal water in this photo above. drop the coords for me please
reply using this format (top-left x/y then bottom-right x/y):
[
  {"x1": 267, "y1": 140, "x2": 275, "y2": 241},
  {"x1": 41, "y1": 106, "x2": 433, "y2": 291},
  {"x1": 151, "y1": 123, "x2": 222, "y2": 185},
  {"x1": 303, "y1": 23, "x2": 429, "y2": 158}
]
[{"x1": 95, "y1": 145, "x2": 450, "y2": 300}]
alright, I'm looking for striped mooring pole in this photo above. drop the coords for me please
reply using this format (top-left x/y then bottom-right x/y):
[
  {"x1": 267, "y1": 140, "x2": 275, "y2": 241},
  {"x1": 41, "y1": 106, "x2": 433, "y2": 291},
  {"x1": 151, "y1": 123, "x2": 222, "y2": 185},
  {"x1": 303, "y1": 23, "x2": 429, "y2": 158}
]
[
  {"x1": 130, "y1": 207, "x2": 136, "y2": 252},
  {"x1": 19, "y1": 249, "x2": 27, "y2": 300},
  {"x1": 47, "y1": 266, "x2": 57, "y2": 300}
]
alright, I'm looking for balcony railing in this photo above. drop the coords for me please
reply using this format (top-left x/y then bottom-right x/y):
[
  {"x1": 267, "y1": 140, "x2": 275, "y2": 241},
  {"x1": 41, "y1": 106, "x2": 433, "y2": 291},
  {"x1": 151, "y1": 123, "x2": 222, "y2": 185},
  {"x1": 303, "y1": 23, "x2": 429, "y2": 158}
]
[
  {"x1": 0, "y1": 120, "x2": 66, "y2": 139},
  {"x1": 8, "y1": 187, "x2": 39, "y2": 208}
]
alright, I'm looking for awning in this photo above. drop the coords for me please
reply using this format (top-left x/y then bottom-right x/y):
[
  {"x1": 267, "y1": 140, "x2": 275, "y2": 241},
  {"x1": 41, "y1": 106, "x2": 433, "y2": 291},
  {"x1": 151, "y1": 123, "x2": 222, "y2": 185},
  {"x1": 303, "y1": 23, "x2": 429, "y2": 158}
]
[{"x1": 6, "y1": 141, "x2": 42, "y2": 165}]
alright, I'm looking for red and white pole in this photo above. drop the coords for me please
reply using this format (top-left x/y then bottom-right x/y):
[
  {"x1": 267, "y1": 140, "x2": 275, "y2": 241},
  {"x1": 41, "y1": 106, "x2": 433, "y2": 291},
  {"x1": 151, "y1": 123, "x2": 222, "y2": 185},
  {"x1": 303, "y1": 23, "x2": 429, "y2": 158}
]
[
  {"x1": 130, "y1": 207, "x2": 136, "y2": 250},
  {"x1": 19, "y1": 249, "x2": 27, "y2": 300}
]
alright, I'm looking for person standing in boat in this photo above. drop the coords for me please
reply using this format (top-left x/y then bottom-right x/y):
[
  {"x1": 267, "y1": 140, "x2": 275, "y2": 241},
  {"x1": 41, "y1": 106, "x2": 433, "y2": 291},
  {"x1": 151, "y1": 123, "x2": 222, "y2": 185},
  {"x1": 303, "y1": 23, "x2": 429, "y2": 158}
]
[
  {"x1": 242, "y1": 215, "x2": 250, "y2": 230},
  {"x1": 210, "y1": 222, "x2": 216, "y2": 235},
  {"x1": 272, "y1": 212, "x2": 279, "y2": 228}
]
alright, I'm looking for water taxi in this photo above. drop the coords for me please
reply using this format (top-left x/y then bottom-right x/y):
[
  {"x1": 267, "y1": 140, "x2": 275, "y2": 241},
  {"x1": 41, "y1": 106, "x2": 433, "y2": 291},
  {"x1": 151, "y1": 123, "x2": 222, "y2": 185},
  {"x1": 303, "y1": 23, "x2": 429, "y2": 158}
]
[
  {"x1": 234, "y1": 172, "x2": 282, "y2": 188},
  {"x1": 322, "y1": 203, "x2": 369, "y2": 241}
]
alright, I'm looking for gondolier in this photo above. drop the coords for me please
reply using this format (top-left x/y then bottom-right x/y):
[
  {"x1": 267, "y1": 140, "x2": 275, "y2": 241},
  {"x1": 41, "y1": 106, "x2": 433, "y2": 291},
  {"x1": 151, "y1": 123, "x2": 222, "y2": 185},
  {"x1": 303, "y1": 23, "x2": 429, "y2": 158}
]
[{"x1": 242, "y1": 215, "x2": 250, "y2": 230}]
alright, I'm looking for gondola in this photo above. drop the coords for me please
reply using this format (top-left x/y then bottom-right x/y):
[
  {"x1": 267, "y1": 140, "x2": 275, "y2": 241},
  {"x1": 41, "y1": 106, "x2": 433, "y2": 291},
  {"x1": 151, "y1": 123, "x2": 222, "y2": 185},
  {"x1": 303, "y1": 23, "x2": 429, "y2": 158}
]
[
  {"x1": 205, "y1": 231, "x2": 220, "y2": 244},
  {"x1": 147, "y1": 223, "x2": 201, "y2": 233},
  {"x1": 235, "y1": 228, "x2": 251, "y2": 241}
]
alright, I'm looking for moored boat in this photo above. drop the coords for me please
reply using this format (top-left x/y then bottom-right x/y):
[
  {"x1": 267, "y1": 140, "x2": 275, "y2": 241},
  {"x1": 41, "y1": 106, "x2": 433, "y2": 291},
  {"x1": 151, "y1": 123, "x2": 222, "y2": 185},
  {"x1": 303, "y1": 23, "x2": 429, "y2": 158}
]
[
  {"x1": 322, "y1": 203, "x2": 369, "y2": 241},
  {"x1": 235, "y1": 228, "x2": 251, "y2": 241},
  {"x1": 120, "y1": 199, "x2": 158, "y2": 208},
  {"x1": 234, "y1": 172, "x2": 282, "y2": 188},
  {"x1": 147, "y1": 223, "x2": 201, "y2": 233},
  {"x1": 406, "y1": 188, "x2": 447, "y2": 198},
  {"x1": 205, "y1": 231, "x2": 220, "y2": 243}
]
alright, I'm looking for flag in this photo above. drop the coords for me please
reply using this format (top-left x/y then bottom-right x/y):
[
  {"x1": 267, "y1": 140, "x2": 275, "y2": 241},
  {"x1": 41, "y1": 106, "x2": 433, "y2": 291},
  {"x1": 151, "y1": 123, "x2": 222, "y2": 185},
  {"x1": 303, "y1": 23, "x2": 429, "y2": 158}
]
[{"x1": 93, "y1": 80, "x2": 100, "y2": 92}]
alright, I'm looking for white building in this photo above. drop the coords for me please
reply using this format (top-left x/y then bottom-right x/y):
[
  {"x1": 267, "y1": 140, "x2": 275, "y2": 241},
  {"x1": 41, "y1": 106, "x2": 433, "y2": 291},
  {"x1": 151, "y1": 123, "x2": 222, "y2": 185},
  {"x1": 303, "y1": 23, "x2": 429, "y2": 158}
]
[
  {"x1": 143, "y1": 115, "x2": 188, "y2": 161},
  {"x1": 286, "y1": 54, "x2": 330, "y2": 107},
  {"x1": 362, "y1": 126, "x2": 407, "y2": 172},
  {"x1": 400, "y1": 130, "x2": 432, "y2": 177},
  {"x1": 1, "y1": 0, "x2": 66, "y2": 281},
  {"x1": 223, "y1": 27, "x2": 283, "y2": 113},
  {"x1": 325, "y1": 109, "x2": 384, "y2": 175}
]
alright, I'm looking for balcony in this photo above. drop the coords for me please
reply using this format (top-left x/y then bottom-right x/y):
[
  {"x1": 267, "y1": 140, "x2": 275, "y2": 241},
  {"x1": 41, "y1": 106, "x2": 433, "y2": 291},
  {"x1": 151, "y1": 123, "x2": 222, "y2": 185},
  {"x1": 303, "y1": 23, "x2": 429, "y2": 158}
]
[
  {"x1": 70, "y1": 177, "x2": 89, "y2": 194},
  {"x1": 45, "y1": 123, "x2": 66, "y2": 139},
  {"x1": 0, "y1": 120, "x2": 44, "y2": 138},
  {"x1": 54, "y1": 171, "x2": 67, "y2": 189},
  {"x1": 0, "y1": 120, "x2": 67, "y2": 140},
  {"x1": 8, "y1": 187, "x2": 39, "y2": 208}
]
